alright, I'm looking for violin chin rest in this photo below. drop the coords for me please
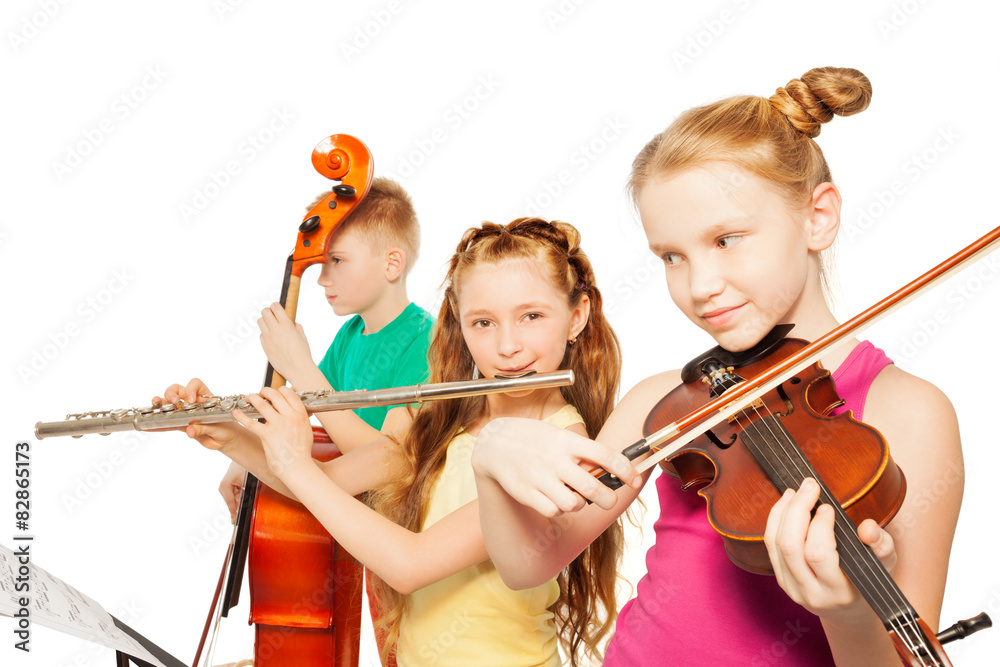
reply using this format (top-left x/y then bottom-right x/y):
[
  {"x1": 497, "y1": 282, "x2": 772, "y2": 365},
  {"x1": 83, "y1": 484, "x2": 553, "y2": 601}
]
[{"x1": 681, "y1": 323, "x2": 796, "y2": 383}]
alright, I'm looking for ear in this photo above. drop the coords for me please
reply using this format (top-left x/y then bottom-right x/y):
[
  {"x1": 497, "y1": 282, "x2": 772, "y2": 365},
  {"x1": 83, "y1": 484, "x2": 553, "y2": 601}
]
[
  {"x1": 384, "y1": 247, "x2": 406, "y2": 281},
  {"x1": 805, "y1": 182, "x2": 842, "y2": 252},
  {"x1": 568, "y1": 294, "x2": 591, "y2": 340}
]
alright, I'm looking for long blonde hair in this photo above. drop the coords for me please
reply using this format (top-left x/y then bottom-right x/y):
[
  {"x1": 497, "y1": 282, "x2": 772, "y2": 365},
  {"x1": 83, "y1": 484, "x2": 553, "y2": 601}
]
[
  {"x1": 369, "y1": 217, "x2": 624, "y2": 666},
  {"x1": 629, "y1": 66, "x2": 873, "y2": 296}
]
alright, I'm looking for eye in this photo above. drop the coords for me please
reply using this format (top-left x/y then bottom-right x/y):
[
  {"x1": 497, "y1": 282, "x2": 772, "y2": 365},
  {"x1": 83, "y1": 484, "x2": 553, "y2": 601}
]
[
  {"x1": 328, "y1": 256, "x2": 343, "y2": 265},
  {"x1": 471, "y1": 319, "x2": 492, "y2": 328},
  {"x1": 524, "y1": 312, "x2": 543, "y2": 322},
  {"x1": 661, "y1": 252, "x2": 682, "y2": 266},
  {"x1": 717, "y1": 234, "x2": 742, "y2": 250}
]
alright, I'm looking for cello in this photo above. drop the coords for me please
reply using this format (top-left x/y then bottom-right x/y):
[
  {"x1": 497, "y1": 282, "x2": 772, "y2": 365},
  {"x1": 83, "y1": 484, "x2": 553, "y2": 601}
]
[
  {"x1": 592, "y1": 226, "x2": 1000, "y2": 664},
  {"x1": 194, "y1": 134, "x2": 374, "y2": 667}
]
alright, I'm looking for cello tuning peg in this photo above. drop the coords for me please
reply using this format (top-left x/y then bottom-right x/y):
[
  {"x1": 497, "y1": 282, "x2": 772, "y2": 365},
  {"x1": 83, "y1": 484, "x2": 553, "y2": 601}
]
[
  {"x1": 299, "y1": 215, "x2": 321, "y2": 233},
  {"x1": 332, "y1": 184, "x2": 356, "y2": 197}
]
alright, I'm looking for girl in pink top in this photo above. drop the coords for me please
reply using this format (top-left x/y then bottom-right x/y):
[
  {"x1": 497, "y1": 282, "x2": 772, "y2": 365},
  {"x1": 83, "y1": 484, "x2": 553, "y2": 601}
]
[{"x1": 472, "y1": 67, "x2": 963, "y2": 666}]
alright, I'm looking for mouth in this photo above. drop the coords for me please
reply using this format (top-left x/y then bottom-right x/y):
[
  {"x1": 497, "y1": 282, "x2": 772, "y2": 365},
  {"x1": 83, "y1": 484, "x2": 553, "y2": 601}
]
[
  {"x1": 496, "y1": 362, "x2": 535, "y2": 375},
  {"x1": 494, "y1": 370, "x2": 537, "y2": 380},
  {"x1": 700, "y1": 304, "x2": 744, "y2": 327}
]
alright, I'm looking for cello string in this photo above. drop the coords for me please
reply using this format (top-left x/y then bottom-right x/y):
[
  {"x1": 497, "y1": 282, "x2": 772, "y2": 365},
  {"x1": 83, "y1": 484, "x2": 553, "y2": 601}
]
[{"x1": 734, "y1": 402, "x2": 938, "y2": 665}]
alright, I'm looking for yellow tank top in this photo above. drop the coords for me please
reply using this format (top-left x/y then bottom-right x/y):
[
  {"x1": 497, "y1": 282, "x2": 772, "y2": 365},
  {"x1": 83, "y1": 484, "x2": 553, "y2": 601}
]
[{"x1": 396, "y1": 404, "x2": 584, "y2": 667}]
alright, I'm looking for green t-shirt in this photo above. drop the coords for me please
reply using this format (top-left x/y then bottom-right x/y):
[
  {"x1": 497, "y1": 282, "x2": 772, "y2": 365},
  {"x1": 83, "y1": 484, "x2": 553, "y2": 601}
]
[{"x1": 318, "y1": 302, "x2": 434, "y2": 429}]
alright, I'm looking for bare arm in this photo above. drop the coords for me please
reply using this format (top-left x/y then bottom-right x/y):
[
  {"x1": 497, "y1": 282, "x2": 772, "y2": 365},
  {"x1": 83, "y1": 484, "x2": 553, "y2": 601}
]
[
  {"x1": 234, "y1": 386, "x2": 488, "y2": 594},
  {"x1": 472, "y1": 372, "x2": 677, "y2": 589}
]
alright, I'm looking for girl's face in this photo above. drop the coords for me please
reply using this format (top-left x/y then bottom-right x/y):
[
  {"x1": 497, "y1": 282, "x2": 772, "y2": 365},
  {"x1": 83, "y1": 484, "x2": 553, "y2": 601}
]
[
  {"x1": 638, "y1": 163, "x2": 817, "y2": 352},
  {"x1": 457, "y1": 258, "x2": 588, "y2": 380}
]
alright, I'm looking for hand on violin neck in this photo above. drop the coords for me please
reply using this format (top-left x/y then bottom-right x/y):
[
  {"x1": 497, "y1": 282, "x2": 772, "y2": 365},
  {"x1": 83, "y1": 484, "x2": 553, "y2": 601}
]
[
  {"x1": 258, "y1": 303, "x2": 318, "y2": 388},
  {"x1": 232, "y1": 386, "x2": 315, "y2": 481},
  {"x1": 765, "y1": 478, "x2": 898, "y2": 628}
]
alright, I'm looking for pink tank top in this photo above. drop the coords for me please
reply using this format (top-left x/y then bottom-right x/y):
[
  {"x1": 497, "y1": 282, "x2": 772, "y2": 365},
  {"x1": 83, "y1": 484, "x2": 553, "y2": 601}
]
[{"x1": 604, "y1": 342, "x2": 893, "y2": 666}]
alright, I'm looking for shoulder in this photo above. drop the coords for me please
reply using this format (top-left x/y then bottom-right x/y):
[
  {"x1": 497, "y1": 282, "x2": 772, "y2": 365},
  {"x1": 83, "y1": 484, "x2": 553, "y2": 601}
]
[
  {"x1": 596, "y1": 369, "x2": 682, "y2": 448},
  {"x1": 864, "y1": 365, "x2": 959, "y2": 451},
  {"x1": 864, "y1": 364, "x2": 963, "y2": 510},
  {"x1": 545, "y1": 403, "x2": 585, "y2": 430},
  {"x1": 402, "y1": 303, "x2": 435, "y2": 334}
]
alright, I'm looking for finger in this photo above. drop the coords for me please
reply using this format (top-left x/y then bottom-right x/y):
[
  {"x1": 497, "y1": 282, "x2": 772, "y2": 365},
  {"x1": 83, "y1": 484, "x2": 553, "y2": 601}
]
[
  {"x1": 270, "y1": 302, "x2": 293, "y2": 325},
  {"x1": 524, "y1": 489, "x2": 563, "y2": 519},
  {"x1": 578, "y1": 440, "x2": 641, "y2": 489},
  {"x1": 259, "y1": 304, "x2": 280, "y2": 330},
  {"x1": 772, "y1": 478, "x2": 824, "y2": 591},
  {"x1": 231, "y1": 408, "x2": 262, "y2": 435},
  {"x1": 802, "y1": 504, "x2": 842, "y2": 587},
  {"x1": 560, "y1": 465, "x2": 619, "y2": 510},
  {"x1": 225, "y1": 486, "x2": 239, "y2": 523},
  {"x1": 185, "y1": 378, "x2": 208, "y2": 404},
  {"x1": 276, "y1": 385, "x2": 308, "y2": 416},
  {"x1": 765, "y1": 488, "x2": 796, "y2": 588},
  {"x1": 256, "y1": 387, "x2": 290, "y2": 415},
  {"x1": 161, "y1": 384, "x2": 186, "y2": 404},
  {"x1": 858, "y1": 519, "x2": 897, "y2": 571}
]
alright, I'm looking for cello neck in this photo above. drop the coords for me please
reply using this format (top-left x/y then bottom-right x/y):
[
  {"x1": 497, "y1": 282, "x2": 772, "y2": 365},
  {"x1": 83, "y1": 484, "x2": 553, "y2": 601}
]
[{"x1": 263, "y1": 254, "x2": 301, "y2": 389}]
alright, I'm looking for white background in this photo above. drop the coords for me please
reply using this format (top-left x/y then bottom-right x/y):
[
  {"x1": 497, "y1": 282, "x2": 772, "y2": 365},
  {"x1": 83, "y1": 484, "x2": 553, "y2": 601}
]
[{"x1": 2, "y1": 0, "x2": 999, "y2": 665}]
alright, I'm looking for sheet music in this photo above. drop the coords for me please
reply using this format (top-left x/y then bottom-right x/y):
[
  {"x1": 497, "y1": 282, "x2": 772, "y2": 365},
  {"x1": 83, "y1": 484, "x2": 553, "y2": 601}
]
[{"x1": 0, "y1": 543, "x2": 172, "y2": 667}]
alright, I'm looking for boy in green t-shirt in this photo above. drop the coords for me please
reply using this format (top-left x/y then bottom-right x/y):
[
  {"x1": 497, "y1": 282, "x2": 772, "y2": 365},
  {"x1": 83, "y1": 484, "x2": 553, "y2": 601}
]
[{"x1": 219, "y1": 177, "x2": 434, "y2": 517}]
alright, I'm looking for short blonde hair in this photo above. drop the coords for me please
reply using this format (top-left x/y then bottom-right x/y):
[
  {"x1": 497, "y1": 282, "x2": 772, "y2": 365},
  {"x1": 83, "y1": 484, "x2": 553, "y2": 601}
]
[{"x1": 308, "y1": 177, "x2": 421, "y2": 274}]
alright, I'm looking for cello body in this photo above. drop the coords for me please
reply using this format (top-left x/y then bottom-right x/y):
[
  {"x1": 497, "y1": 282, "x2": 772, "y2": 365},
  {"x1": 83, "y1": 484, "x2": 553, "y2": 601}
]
[{"x1": 249, "y1": 429, "x2": 364, "y2": 666}]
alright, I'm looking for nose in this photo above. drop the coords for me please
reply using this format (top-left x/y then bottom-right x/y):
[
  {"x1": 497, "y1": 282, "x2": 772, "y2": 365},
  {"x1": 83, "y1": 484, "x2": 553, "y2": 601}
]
[
  {"x1": 497, "y1": 324, "x2": 523, "y2": 358},
  {"x1": 688, "y1": 256, "x2": 725, "y2": 302},
  {"x1": 317, "y1": 262, "x2": 333, "y2": 287}
]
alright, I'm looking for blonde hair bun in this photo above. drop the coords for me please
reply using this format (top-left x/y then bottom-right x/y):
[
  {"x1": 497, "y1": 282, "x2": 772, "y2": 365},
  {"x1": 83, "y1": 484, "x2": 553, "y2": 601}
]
[{"x1": 769, "y1": 67, "x2": 872, "y2": 138}]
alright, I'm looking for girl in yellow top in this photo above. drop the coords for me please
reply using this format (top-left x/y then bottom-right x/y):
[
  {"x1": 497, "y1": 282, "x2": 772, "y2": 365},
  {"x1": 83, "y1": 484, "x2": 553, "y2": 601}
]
[{"x1": 163, "y1": 218, "x2": 624, "y2": 666}]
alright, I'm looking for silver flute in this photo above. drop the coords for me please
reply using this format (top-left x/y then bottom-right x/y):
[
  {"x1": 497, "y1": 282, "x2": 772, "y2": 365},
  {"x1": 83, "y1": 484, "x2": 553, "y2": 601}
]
[{"x1": 34, "y1": 370, "x2": 574, "y2": 440}]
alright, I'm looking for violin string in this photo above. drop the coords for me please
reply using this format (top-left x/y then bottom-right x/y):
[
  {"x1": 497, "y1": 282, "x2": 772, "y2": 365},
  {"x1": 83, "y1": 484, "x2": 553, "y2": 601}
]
[
  {"x1": 736, "y1": 407, "x2": 936, "y2": 664},
  {"x1": 731, "y1": 401, "x2": 938, "y2": 665},
  {"x1": 735, "y1": 410, "x2": 936, "y2": 666},
  {"x1": 734, "y1": 407, "x2": 901, "y2": 618}
]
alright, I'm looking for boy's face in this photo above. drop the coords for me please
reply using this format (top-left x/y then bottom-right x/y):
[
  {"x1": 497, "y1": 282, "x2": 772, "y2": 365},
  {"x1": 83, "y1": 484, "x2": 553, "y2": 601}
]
[{"x1": 316, "y1": 225, "x2": 389, "y2": 318}]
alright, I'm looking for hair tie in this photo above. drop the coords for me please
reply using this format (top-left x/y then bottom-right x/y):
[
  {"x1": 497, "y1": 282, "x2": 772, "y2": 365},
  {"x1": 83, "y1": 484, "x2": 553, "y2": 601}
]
[
  {"x1": 499, "y1": 226, "x2": 510, "y2": 235},
  {"x1": 578, "y1": 282, "x2": 588, "y2": 292}
]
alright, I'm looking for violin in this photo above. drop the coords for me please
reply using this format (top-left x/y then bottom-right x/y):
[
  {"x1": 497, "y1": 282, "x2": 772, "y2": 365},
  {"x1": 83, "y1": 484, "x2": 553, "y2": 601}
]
[
  {"x1": 194, "y1": 134, "x2": 374, "y2": 667},
  {"x1": 594, "y1": 226, "x2": 1000, "y2": 665}
]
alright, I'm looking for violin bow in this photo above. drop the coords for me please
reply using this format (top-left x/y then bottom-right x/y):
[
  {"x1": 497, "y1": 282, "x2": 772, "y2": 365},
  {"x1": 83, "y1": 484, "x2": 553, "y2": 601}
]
[{"x1": 600, "y1": 224, "x2": 1000, "y2": 477}]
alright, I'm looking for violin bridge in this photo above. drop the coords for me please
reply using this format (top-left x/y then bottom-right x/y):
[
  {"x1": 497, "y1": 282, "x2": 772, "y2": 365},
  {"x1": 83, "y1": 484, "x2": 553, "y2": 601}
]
[{"x1": 723, "y1": 397, "x2": 765, "y2": 422}]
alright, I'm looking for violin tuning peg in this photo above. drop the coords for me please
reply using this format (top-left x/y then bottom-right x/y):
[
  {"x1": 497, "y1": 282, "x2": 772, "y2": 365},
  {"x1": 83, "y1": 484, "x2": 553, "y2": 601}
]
[{"x1": 332, "y1": 184, "x2": 357, "y2": 197}]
